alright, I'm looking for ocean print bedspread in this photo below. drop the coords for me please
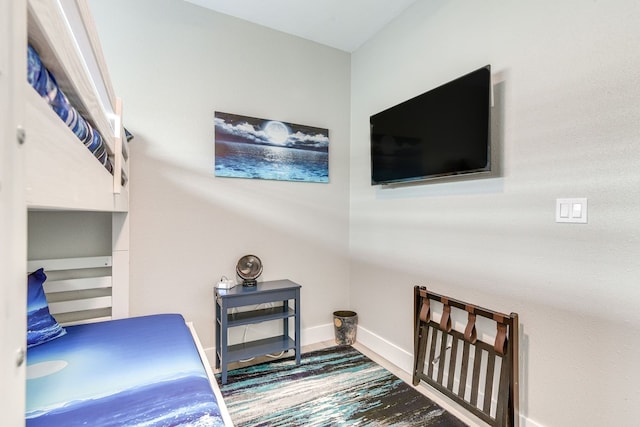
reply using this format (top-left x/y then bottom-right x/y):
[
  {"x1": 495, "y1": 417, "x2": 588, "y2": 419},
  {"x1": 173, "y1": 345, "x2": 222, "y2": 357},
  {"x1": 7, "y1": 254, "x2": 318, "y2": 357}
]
[{"x1": 26, "y1": 314, "x2": 226, "y2": 426}]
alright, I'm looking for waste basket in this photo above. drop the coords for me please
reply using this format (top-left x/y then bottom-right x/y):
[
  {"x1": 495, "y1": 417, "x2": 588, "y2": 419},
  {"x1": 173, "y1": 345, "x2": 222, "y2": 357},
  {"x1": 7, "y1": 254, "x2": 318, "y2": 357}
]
[{"x1": 333, "y1": 310, "x2": 358, "y2": 345}]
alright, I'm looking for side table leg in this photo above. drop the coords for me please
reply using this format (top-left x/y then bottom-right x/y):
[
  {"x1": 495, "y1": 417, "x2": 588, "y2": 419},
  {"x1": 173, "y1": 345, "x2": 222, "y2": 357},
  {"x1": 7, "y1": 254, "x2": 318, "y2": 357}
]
[
  {"x1": 221, "y1": 300, "x2": 228, "y2": 385},
  {"x1": 283, "y1": 299, "x2": 289, "y2": 341},
  {"x1": 295, "y1": 289, "x2": 301, "y2": 365},
  {"x1": 215, "y1": 299, "x2": 221, "y2": 370}
]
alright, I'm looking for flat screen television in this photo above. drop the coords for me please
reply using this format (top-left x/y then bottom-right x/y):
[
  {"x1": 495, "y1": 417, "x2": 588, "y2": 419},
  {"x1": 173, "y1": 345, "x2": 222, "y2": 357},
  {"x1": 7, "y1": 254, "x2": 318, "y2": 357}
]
[{"x1": 370, "y1": 65, "x2": 491, "y2": 185}]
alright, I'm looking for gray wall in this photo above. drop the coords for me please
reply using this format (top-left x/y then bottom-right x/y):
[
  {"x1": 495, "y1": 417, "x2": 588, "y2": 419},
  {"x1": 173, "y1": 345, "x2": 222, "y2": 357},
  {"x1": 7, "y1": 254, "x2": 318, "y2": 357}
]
[
  {"x1": 350, "y1": 1, "x2": 640, "y2": 426},
  {"x1": 90, "y1": 0, "x2": 352, "y2": 348}
]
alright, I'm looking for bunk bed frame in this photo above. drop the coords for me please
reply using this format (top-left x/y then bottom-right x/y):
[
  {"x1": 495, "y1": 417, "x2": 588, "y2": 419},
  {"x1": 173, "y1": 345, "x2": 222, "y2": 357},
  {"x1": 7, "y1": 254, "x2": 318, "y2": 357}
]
[
  {"x1": 21, "y1": 1, "x2": 232, "y2": 425},
  {"x1": 413, "y1": 286, "x2": 519, "y2": 427},
  {"x1": 26, "y1": 0, "x2": 129, "y2": 212},
  {"x1": 25, "y1": 0, "x2": 130, "y2": 335}
]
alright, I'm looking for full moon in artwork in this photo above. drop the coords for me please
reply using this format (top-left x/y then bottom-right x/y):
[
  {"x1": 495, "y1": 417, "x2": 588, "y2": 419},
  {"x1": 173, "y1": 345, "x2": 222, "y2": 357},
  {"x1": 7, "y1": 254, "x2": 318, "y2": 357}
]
[{"x1": 264, "y1": 121, "x2": 290, "y2": 144}]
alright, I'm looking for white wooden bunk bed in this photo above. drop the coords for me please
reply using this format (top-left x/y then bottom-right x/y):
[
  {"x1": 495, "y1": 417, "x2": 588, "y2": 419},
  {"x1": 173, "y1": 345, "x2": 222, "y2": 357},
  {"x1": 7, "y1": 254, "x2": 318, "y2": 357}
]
[{"x1": 24, "y1": 1, "x2": 232, "y2": 425}]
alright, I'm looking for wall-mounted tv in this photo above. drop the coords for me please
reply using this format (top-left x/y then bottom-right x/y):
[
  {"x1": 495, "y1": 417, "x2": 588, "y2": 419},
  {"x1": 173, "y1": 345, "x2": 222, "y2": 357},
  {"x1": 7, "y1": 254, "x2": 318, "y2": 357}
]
[{"x1": 370, "y1": 65, "x2": 491, "y2": 185}]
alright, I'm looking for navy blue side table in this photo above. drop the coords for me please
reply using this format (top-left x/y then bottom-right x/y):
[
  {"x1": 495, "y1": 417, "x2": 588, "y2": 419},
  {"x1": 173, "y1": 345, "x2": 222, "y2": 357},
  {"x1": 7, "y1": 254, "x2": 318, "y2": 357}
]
[{"x1": 215, "y1": 279, "x2": 301, "y2": 384}]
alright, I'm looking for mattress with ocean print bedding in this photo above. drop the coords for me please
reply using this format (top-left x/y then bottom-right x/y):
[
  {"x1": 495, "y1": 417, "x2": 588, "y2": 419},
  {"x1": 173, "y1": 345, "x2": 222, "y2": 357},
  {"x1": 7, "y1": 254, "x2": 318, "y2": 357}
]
[{"x1": 26, "y1": 314, "x2": 226, "y2": 426}]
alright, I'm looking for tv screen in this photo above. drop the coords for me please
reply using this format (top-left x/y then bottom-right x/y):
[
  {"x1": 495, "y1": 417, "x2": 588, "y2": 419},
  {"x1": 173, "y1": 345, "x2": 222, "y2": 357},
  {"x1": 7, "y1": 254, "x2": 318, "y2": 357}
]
[{"x1": 370, "y1": 65, "x2": 491, "y2": 185}]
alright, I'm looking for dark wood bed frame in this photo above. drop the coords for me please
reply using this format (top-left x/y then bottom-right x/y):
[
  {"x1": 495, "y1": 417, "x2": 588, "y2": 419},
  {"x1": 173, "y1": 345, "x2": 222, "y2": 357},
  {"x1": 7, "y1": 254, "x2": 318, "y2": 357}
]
[{"x1": 413, "y1": 286, "x2": 519, "y2": 427}]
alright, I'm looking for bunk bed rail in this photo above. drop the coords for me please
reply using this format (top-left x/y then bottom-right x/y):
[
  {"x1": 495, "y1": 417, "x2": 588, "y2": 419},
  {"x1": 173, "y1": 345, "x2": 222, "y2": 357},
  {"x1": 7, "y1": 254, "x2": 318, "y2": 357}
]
[{"x1": 27, "y1": 256, "x2": 117, "y2": 326}]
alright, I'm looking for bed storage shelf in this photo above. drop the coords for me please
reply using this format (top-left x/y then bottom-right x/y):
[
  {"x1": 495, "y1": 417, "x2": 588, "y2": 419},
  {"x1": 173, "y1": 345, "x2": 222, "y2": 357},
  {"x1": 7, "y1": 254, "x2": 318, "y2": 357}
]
[{"x1": 26, "y1": 0, "x2": 129, "y2": 212}]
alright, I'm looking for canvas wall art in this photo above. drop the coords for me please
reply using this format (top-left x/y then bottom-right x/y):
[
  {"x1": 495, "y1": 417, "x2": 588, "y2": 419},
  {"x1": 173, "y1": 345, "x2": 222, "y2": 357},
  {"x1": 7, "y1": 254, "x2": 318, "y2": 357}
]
[{"x1": 214, "y1": 112, "x2": 329, "y2": 183}]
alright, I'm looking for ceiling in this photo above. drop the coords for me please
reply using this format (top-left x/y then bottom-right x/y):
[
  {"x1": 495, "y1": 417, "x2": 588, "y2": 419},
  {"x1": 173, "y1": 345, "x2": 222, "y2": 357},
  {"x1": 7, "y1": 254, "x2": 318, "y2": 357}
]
[{"x1": 183, "y1": 0, "x2": 420, "y2": 52}]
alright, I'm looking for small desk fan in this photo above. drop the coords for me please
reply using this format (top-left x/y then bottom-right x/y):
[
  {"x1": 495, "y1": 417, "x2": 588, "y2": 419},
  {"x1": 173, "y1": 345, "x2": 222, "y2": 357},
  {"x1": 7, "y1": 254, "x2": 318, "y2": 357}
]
[{"x1": 236, "y1": 255, "x2": 262, "y2": 287}]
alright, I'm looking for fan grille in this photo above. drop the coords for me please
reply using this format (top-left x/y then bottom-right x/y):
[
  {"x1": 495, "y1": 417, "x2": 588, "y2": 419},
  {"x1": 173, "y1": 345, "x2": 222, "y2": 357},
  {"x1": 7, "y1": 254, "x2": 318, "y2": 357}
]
[{"x1": 236, "y1": 255, "x2": 262, "y2": 286}]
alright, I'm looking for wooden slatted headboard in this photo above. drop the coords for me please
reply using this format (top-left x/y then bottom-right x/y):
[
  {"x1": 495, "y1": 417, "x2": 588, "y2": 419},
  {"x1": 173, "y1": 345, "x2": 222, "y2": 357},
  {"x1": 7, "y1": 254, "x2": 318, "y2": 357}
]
[
  {"x1": 27, "y1": 256, "x2": 114, "y2": 326},
  {"x1": 413, "y1": 286, "x2": 519, "y2": 427}
]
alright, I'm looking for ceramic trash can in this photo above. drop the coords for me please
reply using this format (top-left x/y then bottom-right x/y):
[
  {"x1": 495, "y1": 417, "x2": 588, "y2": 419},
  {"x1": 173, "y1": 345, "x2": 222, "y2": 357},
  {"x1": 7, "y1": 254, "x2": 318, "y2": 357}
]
[{"x1": 333, "y1": 310, "x2": 358, "y2": 345}]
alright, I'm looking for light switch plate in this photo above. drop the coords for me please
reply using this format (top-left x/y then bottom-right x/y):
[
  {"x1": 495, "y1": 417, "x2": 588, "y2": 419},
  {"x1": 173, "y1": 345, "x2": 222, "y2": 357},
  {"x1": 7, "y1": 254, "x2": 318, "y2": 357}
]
[{"x1": 556, "y1": 198, "x2": 587, "y2": 223}]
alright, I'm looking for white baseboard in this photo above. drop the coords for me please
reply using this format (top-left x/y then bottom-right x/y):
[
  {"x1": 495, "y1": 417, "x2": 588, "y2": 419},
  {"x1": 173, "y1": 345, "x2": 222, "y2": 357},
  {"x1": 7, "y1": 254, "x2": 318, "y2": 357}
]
[
  {"x1": 520, "y1": 417, "x2": 545, "y2": 427},
  {"x1": 355, "y1": 324, "x2": 414, "y2": 373},
  {"x1": 301, "y1": 322, "x2": 335, "y2": 346}
]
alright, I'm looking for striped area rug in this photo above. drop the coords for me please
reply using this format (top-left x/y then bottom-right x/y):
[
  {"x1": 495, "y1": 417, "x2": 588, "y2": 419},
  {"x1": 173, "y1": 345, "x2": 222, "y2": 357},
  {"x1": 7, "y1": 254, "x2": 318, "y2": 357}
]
[{"x1": 217, "y1": 345, "x2": 467, "y2": 426}]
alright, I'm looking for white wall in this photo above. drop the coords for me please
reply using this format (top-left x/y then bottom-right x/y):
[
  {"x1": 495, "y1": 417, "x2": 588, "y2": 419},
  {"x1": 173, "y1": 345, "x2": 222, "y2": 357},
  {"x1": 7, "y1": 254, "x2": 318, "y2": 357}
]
[
  {"x1": 90, "y1": 0, "x2": 351, "y2": 350},
  {"x1": 350, "y1": 1, "x2": 640, "y2": 426}
]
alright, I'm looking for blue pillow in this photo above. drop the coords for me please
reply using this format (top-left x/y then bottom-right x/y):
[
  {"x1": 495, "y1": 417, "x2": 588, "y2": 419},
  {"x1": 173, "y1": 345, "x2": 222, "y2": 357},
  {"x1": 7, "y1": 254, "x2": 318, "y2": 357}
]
[{"x1": 27, "y1": 268, "x2": 66, "y2": 347}]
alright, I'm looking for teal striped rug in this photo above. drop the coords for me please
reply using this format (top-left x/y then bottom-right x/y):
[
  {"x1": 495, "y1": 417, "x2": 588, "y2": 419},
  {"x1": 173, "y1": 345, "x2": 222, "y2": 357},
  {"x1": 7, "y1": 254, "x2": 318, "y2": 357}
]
[{"x1": 217, "y1": 345, "x2": 467, "y2": 426}]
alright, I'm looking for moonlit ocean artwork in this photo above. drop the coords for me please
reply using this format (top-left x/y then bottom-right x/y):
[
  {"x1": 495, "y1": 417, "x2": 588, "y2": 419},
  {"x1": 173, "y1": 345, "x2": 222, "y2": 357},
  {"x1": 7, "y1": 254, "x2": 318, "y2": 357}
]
[{"x1": 214, "y1": 112, "x2": 329, "y2": 183}]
